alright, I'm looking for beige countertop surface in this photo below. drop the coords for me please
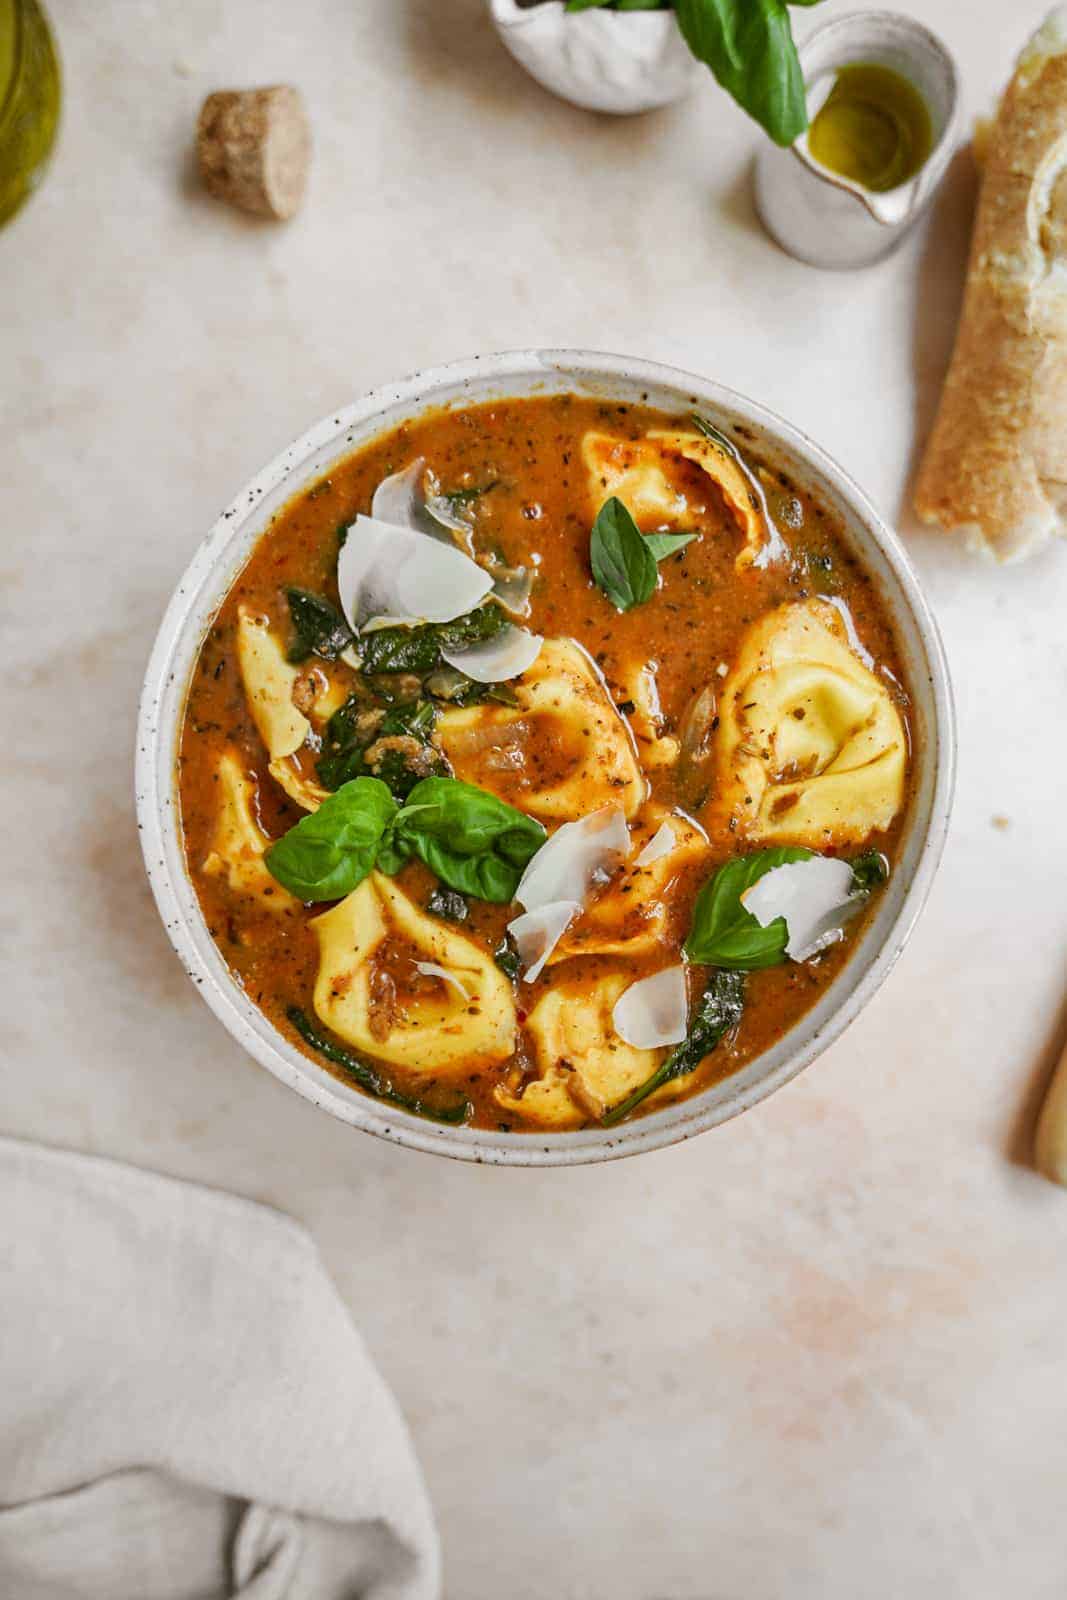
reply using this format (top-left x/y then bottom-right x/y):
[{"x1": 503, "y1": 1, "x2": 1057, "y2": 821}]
[{"x1": 5, "y1": 2, "x2": 1067, "y2": 1595}]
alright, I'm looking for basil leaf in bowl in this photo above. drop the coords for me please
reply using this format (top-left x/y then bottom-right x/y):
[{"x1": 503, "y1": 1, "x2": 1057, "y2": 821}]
[
  {"x1": 391, "y1": 777, "x2": 547, "y2": 904},
  {"x1": 684, "y1": 847, "x2": 813, "y2": 969},
  {"x1": 590, "y1": 496, "x2": 659, "y2": 611},
  {"x1": 265, "y1": 777, "x2": 398, "y2": 901},
  {"x1": 590, "y1": 498, "x2": 699, "y2": 610}
]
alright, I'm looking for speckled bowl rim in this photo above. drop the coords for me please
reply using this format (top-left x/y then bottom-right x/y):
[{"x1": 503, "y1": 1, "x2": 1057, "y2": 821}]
[{"x1": 136, "y1": 349, "x2": 955, "y2": 1167}]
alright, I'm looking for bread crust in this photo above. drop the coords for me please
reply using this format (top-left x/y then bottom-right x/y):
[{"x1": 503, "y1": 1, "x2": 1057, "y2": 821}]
[{"x1": 914, "y1": 17, "x2": 1067, "y2": 559}]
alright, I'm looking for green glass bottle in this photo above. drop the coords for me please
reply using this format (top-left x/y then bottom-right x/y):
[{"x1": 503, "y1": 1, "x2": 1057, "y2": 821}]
[{"x1": 0, "y1": 0, "x2": 60, "y2": 227}]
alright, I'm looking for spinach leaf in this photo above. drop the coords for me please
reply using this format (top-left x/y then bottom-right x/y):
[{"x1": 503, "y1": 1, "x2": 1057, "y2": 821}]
[
  {"x1": 317, "y1": 697, "x2": 449, "y2": 800},
  {"x1": 590, "y1": 496, "x2": 658, "y2": 611},
  {"x1": 391, "y1": 777, "x2": 547, "y2": 903},
  {"x1": 690, "y1": 411, "x2": 741, "y2": 457},
  {"x1": 427, "y1": 886, "x2": 469, "y2": 923},
  {"x1": 439, "y1": 481, "x2": 498, "y2": 511},
  {"x1": 684, "y1": 847, "x2": 812, "y2": 969},
  {"x1": 673, "y1": 0, "x2": 817, "y2": 147},
  {"x1": 602, "y1": 969, "x2": 745, "y2": 1125},
  {"x1": 644, "y1": 530, "x2": 698, "y2": 561},
  {"x1": 850, "y1": 849, "x2": 889, "y2": 895},
  {"x1": 358, "y1": 603, "x2": 507, "y2": 676},
  {"x1": 265, "y1": 777, "x2": 398, "y2": 901},
  {"x1": 287, "y1": 1006, "x2": 472, "y2": 1125},
  {"x1": 493, "y1": 937, "x2": 521, "y2": 981},
  {"x1": 285, "y1": 587, "x2": 355, "y2": 664},
  {"x1": 424, "y1": 665, "x2": 520, "y2": 708}
]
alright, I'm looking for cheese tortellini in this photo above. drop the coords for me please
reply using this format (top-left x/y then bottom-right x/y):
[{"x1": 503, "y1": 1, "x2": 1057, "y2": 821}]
[
  {"x1": 550, "y1": 809, "x2": 707, "y2": 964},
  {"x1": 235, "y1": 606, "x2": 329, "y2": 812},
  {"x1": 711, "y1": 599, "x2": 907, "y2": 846},
  {"x1": 436, "y1": 637, "x2": 646, "y2": 822},
  {"x1": 582, "y1": 427, "x2": 772, "y2": 569},
  {"x1": 201, "y1": 751, "x2": 298, "y2": 911},
  {"x1": 494, "y1": 973, "x2": 664, "y2": 1128},
  {"x1": 311, "y1": 872, "x2": 517, "y2": 1076}
]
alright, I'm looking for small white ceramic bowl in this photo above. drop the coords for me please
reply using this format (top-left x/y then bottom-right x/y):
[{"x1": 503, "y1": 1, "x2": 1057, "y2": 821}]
[
  {"x1": 488, "y1": 0, "x2": 700, "y2": 115},
  {"x1": 137, "y1": 350, "x2": 955, "y2": 1167}
]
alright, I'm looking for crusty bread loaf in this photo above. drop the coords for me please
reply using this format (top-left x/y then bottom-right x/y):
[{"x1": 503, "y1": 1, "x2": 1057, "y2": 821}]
[{"x1": 914, "y1": 8, "x2": 1067, "y2": 560}]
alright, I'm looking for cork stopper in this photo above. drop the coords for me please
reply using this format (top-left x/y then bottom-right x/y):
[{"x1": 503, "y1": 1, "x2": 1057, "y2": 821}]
[{"x1": 196, "y1": 86, "x2": 310, "y2": 220}]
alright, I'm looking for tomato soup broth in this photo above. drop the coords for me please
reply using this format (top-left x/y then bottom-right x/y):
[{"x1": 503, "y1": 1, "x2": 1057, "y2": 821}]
[{"x1": 179, "y1": 395, "x2": 913, "y2": 1131}]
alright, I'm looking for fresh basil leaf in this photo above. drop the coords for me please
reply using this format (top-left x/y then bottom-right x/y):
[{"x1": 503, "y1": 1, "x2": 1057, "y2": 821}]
[
  {"x1": 285, "y1": 587, "x2": 355, "y2": 664},
  {"x1": 673, "y1": 0, "x2": 815, "y2": 146},
  {"x1": 265, "y1": 777, "x2": 398, "y2": 901},
  {"x1": 287, "y1": 1007, "x2": 471, "y2": 1125},
  {"x1": 317, "y1": 697, "x2": 448, "y2": 799},
  {"x1": 393, "y1": 777, "x2": 547, "y2": 904},
  {"x1": 684, "y1": 846, "x2": 813, "y2": 969},
  {"x1": 603, "y1": 969, "x2": 745, "y2": 1125},
  {"x1": 375, "y1": 831, "x2": 407, "y2": 877},
  {"x1": 644, "y1": 530, "x2": 698, "y2": 561},
  {"x1": 358, "y1": 604, "x2": 507, "y2": 676},
  {"x1": 850, "y1": 849, "x2": 889, "y2": 895},
  {"x1": 590, "y1": 496, "x2": 658, "y2": 612}
]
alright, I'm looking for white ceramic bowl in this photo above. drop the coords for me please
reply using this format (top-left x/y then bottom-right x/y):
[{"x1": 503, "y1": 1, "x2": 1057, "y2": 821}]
[
  {"x1": 136, "y1": 350, "x2": 955, "y2": 1167},
  {"x1": 488, "y1": 0, "x2": 700, "y2": 115}
]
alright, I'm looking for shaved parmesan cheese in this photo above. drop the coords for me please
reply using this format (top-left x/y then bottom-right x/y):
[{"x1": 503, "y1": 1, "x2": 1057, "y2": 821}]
[
  {"x1": 369, "y1": 463, "x2": 532, "y2": 618},
  {"x1": 741, "y1": 856, "x2": 857, "y2": 962},
  {"x1": 489, "y1": 565, "x2": 533, "y2": 616},
  {"x1": 424, "y1": 493, "x2": 472, "y2": 538},
  {"x1": 635, "y1": 821, "x2": 677, "y2": 868},
  {"x1": 507, "y1": 901, "x2": 581, "y2": 983},
  {"x1": 337, "y1": 514, "x2": 493, "y2": 631},
  {"x1": 371, "y1": 459, "x2": 427, "y2": 528},
  {"x1": 441, "y1": 624, "x2": 543, "y2": 683},
  {"x1": 414, "y1": 961, "x2": 473, "y2": 1002},
  {"x1": 612, "y1": 966, "x2": 688, "y2": 1050},
  {"x1": 515, "y1": 805, "x2": 631, "y2": 913}
]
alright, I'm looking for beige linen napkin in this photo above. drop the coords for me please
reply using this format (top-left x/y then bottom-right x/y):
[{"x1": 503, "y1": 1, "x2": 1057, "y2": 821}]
[{"x1": 0, "y1": 1135, "x2": 440, "y2": 1600}]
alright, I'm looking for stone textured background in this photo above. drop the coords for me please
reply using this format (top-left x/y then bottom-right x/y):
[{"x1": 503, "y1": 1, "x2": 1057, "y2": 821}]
[{"x1": 4, "y1": 3, "x2": 1066, "y2": 1595}]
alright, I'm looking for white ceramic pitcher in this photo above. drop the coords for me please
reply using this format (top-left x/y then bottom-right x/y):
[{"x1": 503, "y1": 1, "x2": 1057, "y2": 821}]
[{"x1": 755, "y1": 10, "x2": 960, "y2": 270}]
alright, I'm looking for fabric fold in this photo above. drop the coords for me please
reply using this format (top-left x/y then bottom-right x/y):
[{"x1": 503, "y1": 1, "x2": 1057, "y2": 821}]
[{"x1": 0, "y1": 1136, "x2": 440, "y2": 1600}]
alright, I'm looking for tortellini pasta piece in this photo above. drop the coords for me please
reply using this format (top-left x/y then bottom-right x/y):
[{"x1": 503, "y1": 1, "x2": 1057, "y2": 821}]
[
  {"x1": 582, "y1": 427, "x2": 773, "y2": 569},
  {"x1": 436, "y1": 637, "x2": 646, "y2": 823},
  {"x1": 494, "y1": 973, "x2": 665, "y2": 1129},
  {"x1": 235, "y1": 606, "x2": 329, "y2": 812},
  {"x1": 619, "y1": 663, "x2": 680, "y2": 769},
  {"x1": 550, "y1": 809, "x2": 707, "y2": 964},
  {"x1": 201, "y1": 750, "x2": 298, "y2": 911},
  {"x1": 711, "y1": 599, "x2": 907, "y2": 847},
  {"x1": 311, "y1": 872, "x2": 516, "y2": 1076}
]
